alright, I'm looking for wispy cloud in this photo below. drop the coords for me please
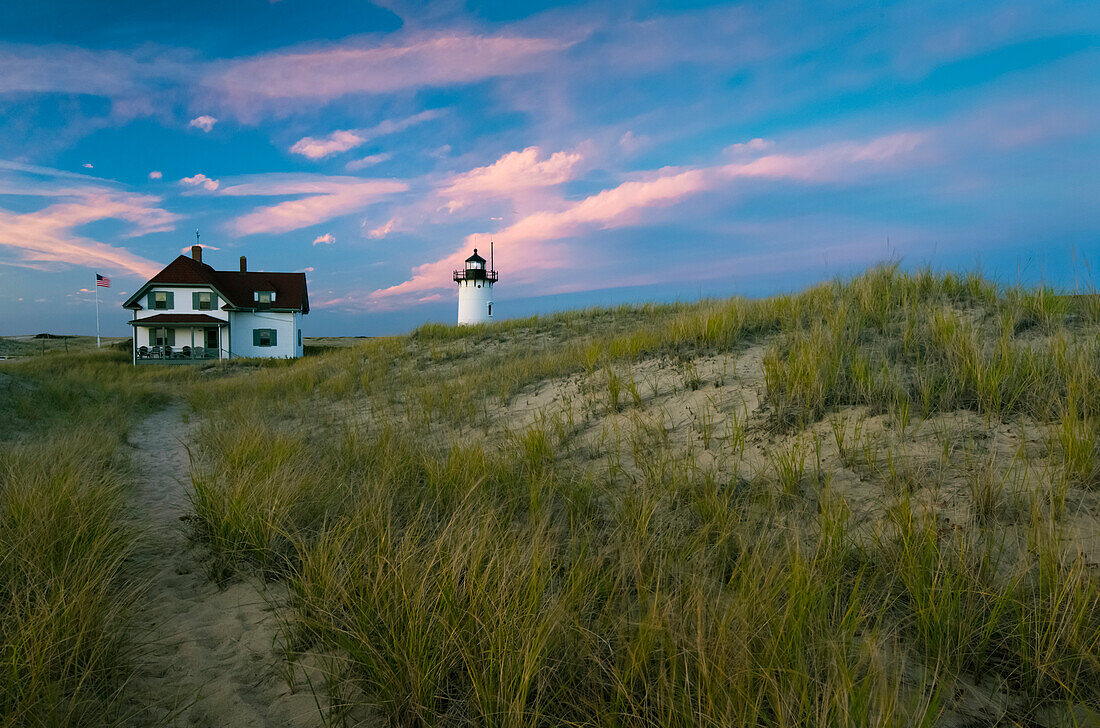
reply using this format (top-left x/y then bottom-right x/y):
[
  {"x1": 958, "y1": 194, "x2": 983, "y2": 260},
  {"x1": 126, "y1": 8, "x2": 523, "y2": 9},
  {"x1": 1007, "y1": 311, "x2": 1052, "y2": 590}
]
[
  {"x1": 291, "y1": 130, "x2": 365, "y2": 160},
  {"x1": 211, "y1": 31, "x2": 578, "y2": 111},
  {"x1": 148, "y1": 170, "x2": 163, "y2": 180},
  {"x1": 346, "y1": 152, "x2": 393, "y2": 171},
  {"x1": 365, "y1": 217, "x2": 397, "y2": 239},
  {"x1": 189, "y1": 115, "x2": 218, "y2": 132},
  {"x1": 290, "y1": 110, "x2": 442, "y2": 160},
  {"x1": 218, "y1": 174, "x2": 408, "y2": 235},
  {"x1": 0, "y1": 43, "x2": 192, "y2": 97},
  {"x1": 312, "y1": 233, "x2": 335, "y2": 245},
  {"x1": 440, "y1": 146, "x2": 583, "y2": 212},
  {"x1": 370, "y1": 131, "x2": 928, "y2": 306},
  {"x1": 0, "y1": 185, "x2": 176, "y2": 277}
]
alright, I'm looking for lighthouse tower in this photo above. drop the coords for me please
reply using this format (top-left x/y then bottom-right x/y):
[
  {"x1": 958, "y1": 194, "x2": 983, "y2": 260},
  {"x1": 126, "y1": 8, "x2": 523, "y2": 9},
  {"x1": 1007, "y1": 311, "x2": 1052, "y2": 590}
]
[{"x1": 454, "y1": 245, "x2": 497, "y2": 325}]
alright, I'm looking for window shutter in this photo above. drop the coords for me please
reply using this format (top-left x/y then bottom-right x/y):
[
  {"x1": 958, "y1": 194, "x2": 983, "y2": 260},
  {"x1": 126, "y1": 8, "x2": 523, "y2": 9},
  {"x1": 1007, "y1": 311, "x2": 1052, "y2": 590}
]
[
  {"x1": 192, "y1": 292, "x2": 200, "y2": 309},
  {"x1": 166, "y1": 292, "x2": 174, "y2": 309},
  {"x1": 147, "y1": 292, "x2": 155, "y2": 309},
  {"x1": 270, "y1": 328, "x2": 277, "y2": 346},
  {"x1": 167, "y1": 329, "x2": 175, "y2": 346},
  {"x1": 253, "y1": 329, "x2": 261, "y2": 347}
]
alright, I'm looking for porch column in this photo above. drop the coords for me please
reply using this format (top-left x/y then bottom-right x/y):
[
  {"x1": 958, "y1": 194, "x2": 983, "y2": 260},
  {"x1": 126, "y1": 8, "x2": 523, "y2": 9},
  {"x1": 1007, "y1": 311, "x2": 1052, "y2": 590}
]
[{"x1": 190, "y1": 327, "x2": 195, "y2": 357}]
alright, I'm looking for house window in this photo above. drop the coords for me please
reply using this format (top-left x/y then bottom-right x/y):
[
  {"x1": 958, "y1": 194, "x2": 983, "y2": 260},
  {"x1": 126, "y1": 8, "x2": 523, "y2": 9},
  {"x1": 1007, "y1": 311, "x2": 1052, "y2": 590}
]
[
  {"x1": 254, "y1": 291, "x2": 275, "y2": 305},
  {"x1": 194, "y1": 291, "x2": 214, "y2": 310},
  {"x1": 153, "y1": 291, "x2": 173, "y2": 310},
  {"x1": 253, "y1": 328, "x2": 277, "y2": 347},
  {"x1": 151, "y1": 327, "x2": 174, "y2": 346}
]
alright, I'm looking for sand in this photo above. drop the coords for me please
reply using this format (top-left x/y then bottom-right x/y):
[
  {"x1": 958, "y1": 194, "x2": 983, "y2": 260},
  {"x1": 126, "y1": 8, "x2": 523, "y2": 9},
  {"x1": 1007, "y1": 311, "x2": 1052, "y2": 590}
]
[{"x1": 121, "y1": 405, "x2": 326, "y2": 727}]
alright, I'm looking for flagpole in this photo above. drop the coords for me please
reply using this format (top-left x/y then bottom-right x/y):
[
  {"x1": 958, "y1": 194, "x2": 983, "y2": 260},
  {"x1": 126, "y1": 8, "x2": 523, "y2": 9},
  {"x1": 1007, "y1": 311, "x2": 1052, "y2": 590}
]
[{"x1": 95, "y1": 275, "x2": 101, "y2": 348}]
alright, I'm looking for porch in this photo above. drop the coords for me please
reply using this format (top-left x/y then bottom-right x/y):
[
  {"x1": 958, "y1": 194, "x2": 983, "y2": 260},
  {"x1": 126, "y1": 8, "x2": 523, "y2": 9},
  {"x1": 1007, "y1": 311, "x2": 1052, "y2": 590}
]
[
  {"x1": 135, "y1": 346, "x2": 223, "y2": 363},
  {"x1": 129, "y1": 314, "x2": 229, "y2": 365}
]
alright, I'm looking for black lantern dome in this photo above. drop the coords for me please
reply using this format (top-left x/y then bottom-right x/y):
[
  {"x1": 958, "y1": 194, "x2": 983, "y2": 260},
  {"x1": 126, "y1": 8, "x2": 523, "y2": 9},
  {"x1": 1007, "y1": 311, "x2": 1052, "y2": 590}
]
[{"x1": 454, "y1": 247, "x2": 498, "y2": 282}]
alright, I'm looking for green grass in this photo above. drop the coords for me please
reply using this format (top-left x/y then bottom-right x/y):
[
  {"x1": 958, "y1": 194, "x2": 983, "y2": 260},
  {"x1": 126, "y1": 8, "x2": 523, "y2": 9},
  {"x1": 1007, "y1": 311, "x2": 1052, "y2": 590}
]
[{"x1": 0, "y1": 349, "x2": 185, "y2": 726}]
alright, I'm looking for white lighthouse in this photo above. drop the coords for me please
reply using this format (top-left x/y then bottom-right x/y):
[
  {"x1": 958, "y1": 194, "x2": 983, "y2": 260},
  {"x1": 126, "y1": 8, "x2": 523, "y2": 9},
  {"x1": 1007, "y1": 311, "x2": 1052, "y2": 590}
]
[{"x1": 454, "y1": 246, "x2": 497, "y2": 325}]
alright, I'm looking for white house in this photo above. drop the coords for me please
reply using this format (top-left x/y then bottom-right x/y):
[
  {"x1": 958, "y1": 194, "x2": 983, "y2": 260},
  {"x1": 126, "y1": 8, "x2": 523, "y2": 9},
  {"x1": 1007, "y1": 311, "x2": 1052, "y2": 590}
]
[{"x1": 122, "y1": 246, "x2": 309, "y2": 363}]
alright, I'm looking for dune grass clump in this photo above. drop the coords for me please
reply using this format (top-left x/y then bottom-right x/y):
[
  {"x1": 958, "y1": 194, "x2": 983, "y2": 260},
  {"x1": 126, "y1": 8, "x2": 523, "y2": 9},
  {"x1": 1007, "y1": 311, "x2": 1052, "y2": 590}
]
[
  {"x1": 0, "y1": 431, "x2": 135, "y2": 727},
  {"x1": 0, "y1": 349, "x2": 181, "y2": 727},
  {"x1": 761, "y1": 267, "x2": 1100, "y2": 428}
]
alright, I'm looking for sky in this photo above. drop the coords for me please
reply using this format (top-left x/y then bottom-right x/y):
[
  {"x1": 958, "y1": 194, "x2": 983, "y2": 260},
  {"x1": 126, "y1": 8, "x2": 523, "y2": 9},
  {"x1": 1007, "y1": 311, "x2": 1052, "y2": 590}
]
[{"x1": 0, "y1": 0, "x2": 1097, "y2": 336}]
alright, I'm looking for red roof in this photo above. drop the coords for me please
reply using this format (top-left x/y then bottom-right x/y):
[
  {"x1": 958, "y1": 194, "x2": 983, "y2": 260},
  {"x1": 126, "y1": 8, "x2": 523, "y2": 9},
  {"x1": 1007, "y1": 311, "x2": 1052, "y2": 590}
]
[
  {"x1": 124, "y1": 255, "x2": 309, "y2": 313},
  {"x1": 128, "y1": 314, "x2": 228, "y2": 325}
]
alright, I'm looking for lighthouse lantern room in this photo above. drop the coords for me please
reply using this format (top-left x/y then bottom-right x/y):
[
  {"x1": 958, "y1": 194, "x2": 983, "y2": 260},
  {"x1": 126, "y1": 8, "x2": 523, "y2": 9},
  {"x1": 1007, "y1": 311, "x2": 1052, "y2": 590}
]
[{"x1": 454, "y1": 245, "x2": 498, "y2": 325}]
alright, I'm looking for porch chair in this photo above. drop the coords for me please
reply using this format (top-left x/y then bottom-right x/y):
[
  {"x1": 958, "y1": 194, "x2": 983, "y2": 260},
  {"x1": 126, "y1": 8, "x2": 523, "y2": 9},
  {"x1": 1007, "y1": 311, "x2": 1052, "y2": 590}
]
[
  {"x1": 163, "y1": 345, "x2": 174, "y2": 358},
  {"x1": 151, "y1": 345, "x2": 163, "y2": 359},
  {"x1": 181, "y1": 346, "x2": 192, "y2": 358},
  {"x1": 137, "y1": 346, "x2": 149, "y2": 359}
]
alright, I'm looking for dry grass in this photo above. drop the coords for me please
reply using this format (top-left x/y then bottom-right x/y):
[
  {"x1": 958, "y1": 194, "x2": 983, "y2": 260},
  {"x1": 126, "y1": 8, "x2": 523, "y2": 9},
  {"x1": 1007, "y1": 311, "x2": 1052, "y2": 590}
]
[
  {"x1": 4, "y1": 267, "x2": 1099, "y2": 726},
  {"x1": 0, "y1": 350, "x2": 185, "y2": 726},
  {"x1": 183, "y1": 267, "x2": 1100, "y2": 727}
]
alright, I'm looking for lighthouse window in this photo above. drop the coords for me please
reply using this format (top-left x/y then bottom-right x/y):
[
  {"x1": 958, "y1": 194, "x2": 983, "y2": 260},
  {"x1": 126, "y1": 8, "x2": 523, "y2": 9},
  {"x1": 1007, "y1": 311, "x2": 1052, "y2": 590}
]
[{"x1": 488, "y1": 303, "x2": 492, "y2": 316}]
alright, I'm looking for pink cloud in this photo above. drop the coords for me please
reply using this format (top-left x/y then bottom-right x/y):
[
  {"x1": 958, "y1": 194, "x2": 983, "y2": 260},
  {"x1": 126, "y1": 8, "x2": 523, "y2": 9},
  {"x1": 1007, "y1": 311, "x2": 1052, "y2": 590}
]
[
  {"x1": 370, "y1": 131, "x2": 928, "y2": 307},
  {"x1": 346, "y1": 153, "x2": 393, "y2": 171},
  {"x1": 365, "y1": 218, "x2": 397, "y2": 239},
  {"x1": 618, "y1": 131, "x2": 649, "y2": 155},
  {"x1": 189, "y1": 115, "x2": 218, "y2": 132},
  {"x1": 291, "y1": 111, "x2": 442, "y2": 160},
  {"x1": 218, "y1": 174, "x2": 408, "y2": 235},
  {"x1": 180, "y1": 173, "x2": 219, "y2": 191},
  {"x1": 312, "y1": 233, "x2": 335, "y2": 245},
  {"x1": 290, "y1": 130, "x2": 364, "y2": 160},
  {"x1": 0, "y1": 188, "x2": 176, "y2": 277},
  {"x1": 211, "y1": 31, "x2": 577, "y2": 110},
  {"x1": 148, "y1": 170, "x2": 163, "y2": 180},
  {"x1": 440, "y1": 146, "x2": 583, "y2": 212}
]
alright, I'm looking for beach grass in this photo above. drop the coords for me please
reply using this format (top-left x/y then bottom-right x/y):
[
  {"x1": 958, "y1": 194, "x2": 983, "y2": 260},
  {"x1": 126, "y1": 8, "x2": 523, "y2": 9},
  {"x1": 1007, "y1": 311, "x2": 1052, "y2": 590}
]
[{"x1": 181, "y1": 267, "x2": 1100, "y2": 726}]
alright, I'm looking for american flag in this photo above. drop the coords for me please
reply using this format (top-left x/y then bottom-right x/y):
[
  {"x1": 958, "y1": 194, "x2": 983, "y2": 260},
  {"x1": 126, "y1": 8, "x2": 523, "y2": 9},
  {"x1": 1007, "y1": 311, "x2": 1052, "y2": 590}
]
[{"x1": 96, "y1": 273, "x2": 110, "y2": 288}]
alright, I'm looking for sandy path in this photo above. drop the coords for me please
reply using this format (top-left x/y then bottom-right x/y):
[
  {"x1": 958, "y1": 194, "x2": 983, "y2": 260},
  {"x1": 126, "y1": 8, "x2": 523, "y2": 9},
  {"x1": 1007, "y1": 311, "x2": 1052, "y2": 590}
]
[{"x1": 122, "y1": 405, "x2": 324, "y2": 727}]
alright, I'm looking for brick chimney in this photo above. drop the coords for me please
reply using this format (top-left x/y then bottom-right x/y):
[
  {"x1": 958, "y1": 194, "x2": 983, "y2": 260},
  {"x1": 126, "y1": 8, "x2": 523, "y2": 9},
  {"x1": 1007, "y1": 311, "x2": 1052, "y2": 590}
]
[
  {"x1": 240, "y1": 256, "x2": 247, "y2": 273},
  {"x1": 191, "y1": 244, "x2": 202, "y2": 263}
]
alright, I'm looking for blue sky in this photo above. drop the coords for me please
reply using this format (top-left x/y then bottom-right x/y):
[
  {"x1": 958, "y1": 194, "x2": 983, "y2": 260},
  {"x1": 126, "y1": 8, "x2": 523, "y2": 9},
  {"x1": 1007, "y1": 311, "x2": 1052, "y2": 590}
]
[{"x1": 0, "y1": 0, "x2": 1097, "y2": 336}]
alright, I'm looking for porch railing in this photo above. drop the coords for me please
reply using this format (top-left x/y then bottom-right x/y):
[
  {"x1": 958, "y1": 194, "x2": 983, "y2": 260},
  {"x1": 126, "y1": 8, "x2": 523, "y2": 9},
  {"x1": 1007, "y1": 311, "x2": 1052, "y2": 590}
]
[{"x1": 136, "y1": 345, "x2": 227, "y2": 361}]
